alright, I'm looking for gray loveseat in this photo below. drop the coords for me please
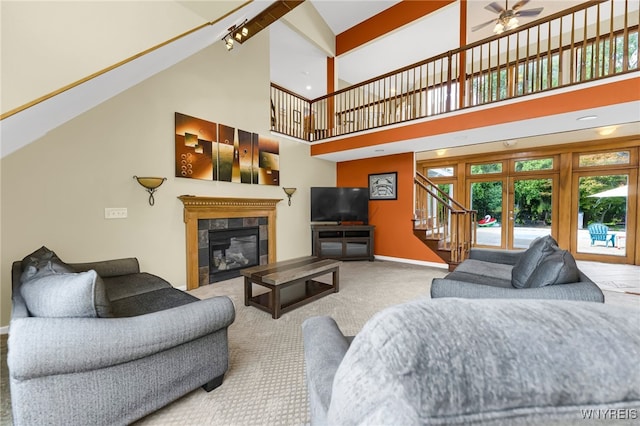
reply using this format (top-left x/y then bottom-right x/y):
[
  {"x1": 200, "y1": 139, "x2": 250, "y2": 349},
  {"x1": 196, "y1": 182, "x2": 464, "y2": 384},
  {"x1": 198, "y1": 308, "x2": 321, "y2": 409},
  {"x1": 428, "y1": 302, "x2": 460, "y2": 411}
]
[
  {"x1": 303, "y1": 298, "x2": 640, "y2": 425},
  {"x1": 431, "y1": 235, "x2": 604, "y2": 302},
  {"x1": 9, "y1": 246, "x2": 236, "y2": 426}
]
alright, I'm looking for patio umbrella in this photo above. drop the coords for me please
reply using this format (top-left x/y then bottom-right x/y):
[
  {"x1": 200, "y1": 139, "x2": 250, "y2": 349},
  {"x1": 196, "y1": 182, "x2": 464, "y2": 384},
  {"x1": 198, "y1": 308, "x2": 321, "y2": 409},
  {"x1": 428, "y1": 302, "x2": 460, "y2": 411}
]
[{"x1": 587, "y1": 185, "x2": 628, "y2": 198}]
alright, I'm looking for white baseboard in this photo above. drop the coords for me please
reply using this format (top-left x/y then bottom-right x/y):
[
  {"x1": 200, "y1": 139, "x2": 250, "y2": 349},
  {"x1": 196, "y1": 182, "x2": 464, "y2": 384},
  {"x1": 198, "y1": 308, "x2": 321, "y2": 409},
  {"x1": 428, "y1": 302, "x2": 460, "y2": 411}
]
[
  {"x1": 374, "y1": 255, "x2": 448, "y2": 270},
  {"x1": 0, "y1": 325, "x2": 9, "y2": 335}
]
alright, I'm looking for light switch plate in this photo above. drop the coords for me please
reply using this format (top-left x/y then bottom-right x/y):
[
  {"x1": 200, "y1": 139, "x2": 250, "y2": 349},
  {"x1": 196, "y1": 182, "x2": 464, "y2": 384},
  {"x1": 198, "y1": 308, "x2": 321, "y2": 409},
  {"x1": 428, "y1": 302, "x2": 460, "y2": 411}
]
[{"x1": 105, "y1": 208, "x2": 127, "y2": 219}]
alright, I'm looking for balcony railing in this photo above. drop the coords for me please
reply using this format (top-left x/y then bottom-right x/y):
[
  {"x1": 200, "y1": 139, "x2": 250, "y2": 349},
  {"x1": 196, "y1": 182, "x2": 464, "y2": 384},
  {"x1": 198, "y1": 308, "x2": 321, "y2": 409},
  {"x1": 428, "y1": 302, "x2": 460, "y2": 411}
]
[{"x1": 271, "y1": 0, "x2": 639, "y2": 142}]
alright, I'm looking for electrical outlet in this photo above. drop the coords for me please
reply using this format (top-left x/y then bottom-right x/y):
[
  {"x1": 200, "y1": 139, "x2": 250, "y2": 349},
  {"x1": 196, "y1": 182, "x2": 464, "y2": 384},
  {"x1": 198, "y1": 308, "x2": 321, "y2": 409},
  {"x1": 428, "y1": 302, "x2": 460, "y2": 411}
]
[{"x1": 105, "y1": 208, "x2": 128, "y2": 219}]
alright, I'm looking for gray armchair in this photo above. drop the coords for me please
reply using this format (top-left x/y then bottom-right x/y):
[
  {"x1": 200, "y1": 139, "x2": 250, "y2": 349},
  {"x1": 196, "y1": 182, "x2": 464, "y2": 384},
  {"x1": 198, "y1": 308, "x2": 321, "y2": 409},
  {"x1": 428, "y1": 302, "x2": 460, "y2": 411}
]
[{"x1": 303, "y1": 298, "x2": 640, "y2": 425}]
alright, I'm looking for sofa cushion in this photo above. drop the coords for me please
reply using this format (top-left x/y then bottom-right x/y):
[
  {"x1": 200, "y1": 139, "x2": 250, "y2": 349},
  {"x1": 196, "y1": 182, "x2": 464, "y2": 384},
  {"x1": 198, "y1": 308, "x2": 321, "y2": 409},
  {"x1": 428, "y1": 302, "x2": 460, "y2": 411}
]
[
  {"x1": 110, "y1": 287, "x2": 198, "y2": 317},
  {"x1": 525, "y1": 249, "x2": 580, "y2": 288},
  {"x1": 444, "y1": 271, "x2": 513, "y2": 288},
  {"x1": 102, "y1": 272, "x2": 173, "y2": 301},
  {"x1": 453, "y1": 259, "x2": 513, "y2": 282},
  {"x1": 20, "y1": 270, "x2": 113, "y2": 318},
  {"x1": 511, "y1": 235, "x2": 558, "y2": 288}
]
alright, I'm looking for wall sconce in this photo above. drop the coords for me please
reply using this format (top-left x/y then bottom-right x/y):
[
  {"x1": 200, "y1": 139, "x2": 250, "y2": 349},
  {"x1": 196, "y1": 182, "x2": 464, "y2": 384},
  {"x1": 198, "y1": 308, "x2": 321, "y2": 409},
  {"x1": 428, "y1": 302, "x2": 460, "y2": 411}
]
[
  {"x1": 283, "y1": 187, "x2": 297, "y2": 206},
  {"x1": 222, "y1": 19, "x2": 248, "y2": 51},
  {"x1": 134, "y1": 176, "x2": 166, "y2": 206}
]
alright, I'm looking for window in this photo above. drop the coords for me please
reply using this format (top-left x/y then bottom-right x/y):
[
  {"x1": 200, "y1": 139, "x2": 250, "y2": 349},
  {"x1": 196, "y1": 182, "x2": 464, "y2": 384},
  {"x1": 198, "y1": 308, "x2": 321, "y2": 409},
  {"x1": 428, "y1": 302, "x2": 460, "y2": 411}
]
[
  {"x1": 514, "y1": 158, "x2": 553, "y2": 172},
  {"x1": 470, "y1": 162, "x2": 503, "y2": 174},
  {"x1": 427, "y1": 167, "x2": 454, "y2": 178},
  {"x1": 578, "y1": 151, "x2": 630, "y2": 167}
]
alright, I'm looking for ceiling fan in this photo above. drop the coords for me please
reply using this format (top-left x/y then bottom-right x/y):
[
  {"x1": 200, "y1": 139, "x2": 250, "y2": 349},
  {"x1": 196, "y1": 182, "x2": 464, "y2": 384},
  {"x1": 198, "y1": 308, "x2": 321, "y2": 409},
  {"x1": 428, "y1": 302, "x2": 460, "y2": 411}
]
[{"x1": 472, "y1": 0, "x2": 544, "y2": 34}]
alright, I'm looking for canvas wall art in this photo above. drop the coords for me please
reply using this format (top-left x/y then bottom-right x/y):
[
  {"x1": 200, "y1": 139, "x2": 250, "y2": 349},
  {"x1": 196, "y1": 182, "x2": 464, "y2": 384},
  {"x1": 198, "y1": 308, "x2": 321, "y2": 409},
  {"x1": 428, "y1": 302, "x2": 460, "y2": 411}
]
[
  {"x1": 175, "y1": 113, "x2": 216, "y2": 180},
  {"x1": 175, "y1": 112, "x2": 279, "y2": 186}
]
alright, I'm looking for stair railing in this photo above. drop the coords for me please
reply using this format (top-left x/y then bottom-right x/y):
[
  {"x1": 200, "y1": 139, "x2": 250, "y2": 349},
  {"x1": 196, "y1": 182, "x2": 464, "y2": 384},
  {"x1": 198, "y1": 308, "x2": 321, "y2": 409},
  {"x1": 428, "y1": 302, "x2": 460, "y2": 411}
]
[{"x1": 414, "y1": 172, "x2": 477, "y2": 265}]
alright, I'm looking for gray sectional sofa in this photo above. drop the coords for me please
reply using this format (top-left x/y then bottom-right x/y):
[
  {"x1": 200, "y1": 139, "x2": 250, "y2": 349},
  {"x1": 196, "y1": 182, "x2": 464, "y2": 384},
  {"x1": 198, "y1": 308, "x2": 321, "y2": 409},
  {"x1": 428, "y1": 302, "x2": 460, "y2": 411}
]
[
  {"x1": 303, "y1": 298, "x2": 640, "y2": 425},
  {"x1": 431, "y1": 235, "x2": 604, "y2": 302},
  {"x1": 9, "y1": 246, "x2": 236, "y2": 426}
]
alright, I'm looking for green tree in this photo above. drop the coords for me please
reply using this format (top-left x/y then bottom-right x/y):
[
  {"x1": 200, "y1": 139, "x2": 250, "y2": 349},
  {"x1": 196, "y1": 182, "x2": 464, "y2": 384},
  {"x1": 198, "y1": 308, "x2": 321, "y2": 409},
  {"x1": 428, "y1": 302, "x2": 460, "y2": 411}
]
[{"x1": 579, "y1": 175, "x2": 627, "y2": 227}]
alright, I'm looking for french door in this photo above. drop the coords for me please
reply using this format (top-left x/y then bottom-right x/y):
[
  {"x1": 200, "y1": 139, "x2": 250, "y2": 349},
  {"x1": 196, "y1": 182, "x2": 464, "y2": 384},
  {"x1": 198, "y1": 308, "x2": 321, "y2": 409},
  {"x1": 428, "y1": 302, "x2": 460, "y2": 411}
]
[{"x1": 469, "y1": 174, "x2": 557, "y2": 250}]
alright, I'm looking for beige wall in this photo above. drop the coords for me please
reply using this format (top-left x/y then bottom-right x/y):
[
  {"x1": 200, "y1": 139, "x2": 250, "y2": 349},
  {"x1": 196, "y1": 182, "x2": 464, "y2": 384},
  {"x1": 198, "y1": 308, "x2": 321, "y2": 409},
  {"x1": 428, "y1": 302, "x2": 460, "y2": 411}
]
[
  {"x1": 0, "y1": 31, "x2": 336, "y2": 328},
  {"x1": 0, "y1": 0, "x2": 210, "y2": 113}
]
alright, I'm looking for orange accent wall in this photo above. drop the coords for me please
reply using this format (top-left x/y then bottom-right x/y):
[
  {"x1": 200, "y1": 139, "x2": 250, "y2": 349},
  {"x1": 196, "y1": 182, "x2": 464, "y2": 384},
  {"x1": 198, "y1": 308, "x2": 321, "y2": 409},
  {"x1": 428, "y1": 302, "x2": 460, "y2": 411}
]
[
  {"x1": 337, "y1": 152, "x2": 445, "y2": 264},
  {"x1": 312, "y1": 77, "x2": 640, "y2": 156},
  {"x1": 336, "y1": 0, "x2": 456, "y2": 56}
]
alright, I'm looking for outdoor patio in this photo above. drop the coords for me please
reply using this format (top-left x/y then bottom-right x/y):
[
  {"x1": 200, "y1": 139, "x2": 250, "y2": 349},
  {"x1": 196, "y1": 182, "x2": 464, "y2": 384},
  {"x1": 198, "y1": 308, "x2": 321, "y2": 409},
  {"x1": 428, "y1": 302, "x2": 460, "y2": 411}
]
[{"x1": 476, "y1": 225, "x2": 627, "y2": 257}]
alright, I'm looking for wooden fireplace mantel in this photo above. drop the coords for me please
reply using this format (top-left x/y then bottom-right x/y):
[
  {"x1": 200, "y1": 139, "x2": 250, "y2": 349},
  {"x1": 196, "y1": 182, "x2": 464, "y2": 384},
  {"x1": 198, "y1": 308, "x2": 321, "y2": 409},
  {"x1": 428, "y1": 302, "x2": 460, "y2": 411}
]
[{"x1": 178, "y1": 195, "x2": 281, "y2": 290}]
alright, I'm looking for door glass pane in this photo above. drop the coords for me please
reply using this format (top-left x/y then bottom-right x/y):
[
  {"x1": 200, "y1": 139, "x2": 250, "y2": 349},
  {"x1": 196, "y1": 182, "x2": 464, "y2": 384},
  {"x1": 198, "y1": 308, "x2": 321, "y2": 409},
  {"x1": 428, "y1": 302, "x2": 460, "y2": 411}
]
[
  {"x1": 470, "y1": 181, "x2": 502, "y2": 247},
  {"x1": 577, "y1": 175, "x2": 628, "y2": 256},
  {"x1": 513, "y1": 178, "x2": 553, "y2": 249}
]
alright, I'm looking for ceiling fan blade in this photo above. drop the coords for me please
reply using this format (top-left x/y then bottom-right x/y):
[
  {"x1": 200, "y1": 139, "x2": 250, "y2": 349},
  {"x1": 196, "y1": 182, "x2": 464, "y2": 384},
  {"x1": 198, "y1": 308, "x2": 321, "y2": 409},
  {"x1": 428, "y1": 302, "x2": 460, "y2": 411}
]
[
  {"x1": 484, "y1": 2, "x2": 505, "y2": 14},
  {"x1": 512, "y1": 0, "x2": 531, "y2": 11},
  {"x1": 472, "y1": 19, "x2": 498, "y2": 32},
  {"x1": 516, "y1": 7, "x2": 544, "y2": 17}
]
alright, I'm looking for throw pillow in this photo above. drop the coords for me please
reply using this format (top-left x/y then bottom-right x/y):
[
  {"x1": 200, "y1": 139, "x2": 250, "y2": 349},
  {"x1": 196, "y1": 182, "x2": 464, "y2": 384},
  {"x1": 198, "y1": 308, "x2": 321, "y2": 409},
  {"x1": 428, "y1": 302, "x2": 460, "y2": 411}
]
[
  {"x1": 525, "y1": 249, "x2": 580, "y2": 288},
  {"x1": 511, "y1": 235, "x2": 558, "y2": 288},
  {"x1": 20, "y1": 245, "x2": 56, "y2": 270},
  {"x1": 20, "y1": 270, "x2": 113, "y2": 318},
  {"x1": 20, "y1": 246, "x2": 73, "y2": 283}
]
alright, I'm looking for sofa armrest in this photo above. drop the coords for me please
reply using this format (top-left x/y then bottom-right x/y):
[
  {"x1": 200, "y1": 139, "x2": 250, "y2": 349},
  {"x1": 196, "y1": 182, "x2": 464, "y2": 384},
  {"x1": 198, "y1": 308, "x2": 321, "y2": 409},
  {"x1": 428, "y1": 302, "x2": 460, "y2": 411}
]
[
  {"x1": 431, "y1": 278, "x2": 604, "y2": 302},
  {"x1": 468, "y1": 248, "x2": 523, "y2": 265},
  {"x1": 8, "y1": 296, "x2": 235, "y2": 380},
  {"x1": 69, "y1": 257, "x2": 140, "y2": 277},
  {"x1": 302, "y1": 316, "x2": 352, "y2": 426}
]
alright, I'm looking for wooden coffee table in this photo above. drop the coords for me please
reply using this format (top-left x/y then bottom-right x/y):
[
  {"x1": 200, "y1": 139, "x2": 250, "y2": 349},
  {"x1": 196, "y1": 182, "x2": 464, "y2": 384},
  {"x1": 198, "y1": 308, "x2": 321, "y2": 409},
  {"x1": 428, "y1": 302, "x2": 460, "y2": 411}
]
[{"x1": 240, "y1": 256, "x2": 340, "y2": 319}]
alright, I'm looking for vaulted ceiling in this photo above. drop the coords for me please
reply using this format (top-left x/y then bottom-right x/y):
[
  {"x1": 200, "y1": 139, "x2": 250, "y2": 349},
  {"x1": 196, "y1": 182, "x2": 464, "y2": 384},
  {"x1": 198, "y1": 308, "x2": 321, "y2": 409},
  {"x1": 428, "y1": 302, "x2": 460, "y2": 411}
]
[{"x1": 2, "y1": 0, "x2": 638, "y2": 160}]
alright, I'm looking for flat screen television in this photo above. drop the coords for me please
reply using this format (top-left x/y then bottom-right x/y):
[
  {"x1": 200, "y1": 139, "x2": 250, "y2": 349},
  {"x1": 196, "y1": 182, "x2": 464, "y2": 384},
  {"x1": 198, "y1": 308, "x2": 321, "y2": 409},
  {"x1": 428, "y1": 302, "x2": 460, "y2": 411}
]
[{"x1": 311, "y1": 187, "x2": 369, "y2": 224}]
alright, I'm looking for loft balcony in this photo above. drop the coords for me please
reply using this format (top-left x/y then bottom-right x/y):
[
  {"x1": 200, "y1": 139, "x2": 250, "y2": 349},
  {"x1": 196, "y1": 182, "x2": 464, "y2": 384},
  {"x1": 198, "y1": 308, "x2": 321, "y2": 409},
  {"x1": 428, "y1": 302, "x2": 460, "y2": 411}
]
[{"x1": 270, "y1": 0, "x2": 639, "y2": 145}]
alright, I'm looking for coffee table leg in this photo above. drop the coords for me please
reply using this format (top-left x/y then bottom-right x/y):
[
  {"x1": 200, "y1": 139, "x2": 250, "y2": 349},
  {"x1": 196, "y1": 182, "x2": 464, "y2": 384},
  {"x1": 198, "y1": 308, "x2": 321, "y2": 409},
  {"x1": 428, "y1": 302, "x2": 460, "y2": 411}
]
[
  {"x1": 272, "y1": 287, "x2": 281, "y2": 319},
  {"x1": 333, "y1": 267, "x2": 340, "y2": 292},
  {"x1": 244, "y1": 277, "x2": 251, "y2": 306}
]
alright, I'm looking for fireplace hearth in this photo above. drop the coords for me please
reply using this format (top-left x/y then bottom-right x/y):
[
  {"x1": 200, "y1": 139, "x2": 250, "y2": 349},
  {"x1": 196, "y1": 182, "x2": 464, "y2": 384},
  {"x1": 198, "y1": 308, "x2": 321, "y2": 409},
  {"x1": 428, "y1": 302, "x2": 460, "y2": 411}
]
[{"x1": 209, "y1": 227, "x2": 259, "y2": 282}]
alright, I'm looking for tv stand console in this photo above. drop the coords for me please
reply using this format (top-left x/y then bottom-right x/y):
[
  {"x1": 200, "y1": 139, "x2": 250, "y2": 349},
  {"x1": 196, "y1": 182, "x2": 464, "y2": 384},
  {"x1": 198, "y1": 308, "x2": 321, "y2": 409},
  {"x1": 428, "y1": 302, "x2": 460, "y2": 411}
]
[{"x1": 311, "y1": 224, "x2": 374, "y2": 261}]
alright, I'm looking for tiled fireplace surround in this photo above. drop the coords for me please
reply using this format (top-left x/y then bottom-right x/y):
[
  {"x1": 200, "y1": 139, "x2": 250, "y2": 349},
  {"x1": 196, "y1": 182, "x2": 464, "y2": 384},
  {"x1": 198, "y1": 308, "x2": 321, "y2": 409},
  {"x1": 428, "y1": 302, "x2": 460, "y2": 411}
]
[
  {"x1": 198, "y1": 217, "x2": 267, "y2": 285},
  {"x1": 178, "y1": 196, "x2": 280, "y2": 290}
]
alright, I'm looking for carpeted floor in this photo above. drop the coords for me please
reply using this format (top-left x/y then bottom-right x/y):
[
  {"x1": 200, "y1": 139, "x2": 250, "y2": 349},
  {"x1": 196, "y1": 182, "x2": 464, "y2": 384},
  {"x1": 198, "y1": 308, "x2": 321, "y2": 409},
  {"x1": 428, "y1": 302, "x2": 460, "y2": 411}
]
[
  {"x1": 0, "y1": 260, "x2": 447, "y2": 426},
  {"x1": 135, "y1": 260, "x2": 445, "y2": 425}
]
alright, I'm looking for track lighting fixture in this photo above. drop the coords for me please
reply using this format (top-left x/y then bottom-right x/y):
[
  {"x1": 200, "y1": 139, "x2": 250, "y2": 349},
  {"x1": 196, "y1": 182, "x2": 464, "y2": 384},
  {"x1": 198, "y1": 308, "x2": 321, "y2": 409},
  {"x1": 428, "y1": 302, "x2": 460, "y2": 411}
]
[{"x1": 222, "y1": 19, "x2": 249, "y2": 52}]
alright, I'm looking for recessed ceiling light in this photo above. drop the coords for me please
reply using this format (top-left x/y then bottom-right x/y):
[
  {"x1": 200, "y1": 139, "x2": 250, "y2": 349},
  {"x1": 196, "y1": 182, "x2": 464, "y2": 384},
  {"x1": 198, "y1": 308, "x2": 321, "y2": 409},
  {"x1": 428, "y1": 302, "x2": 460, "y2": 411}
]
[
  {"x1": 374, "y1": 149, "x2": 385, "y2": 152},
  {"x1": 305, "y1": 85, "x2": 312, "y2": 91},
  {"x1": 577, "y1": 115, "x2": 598, "y2": 121}
]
